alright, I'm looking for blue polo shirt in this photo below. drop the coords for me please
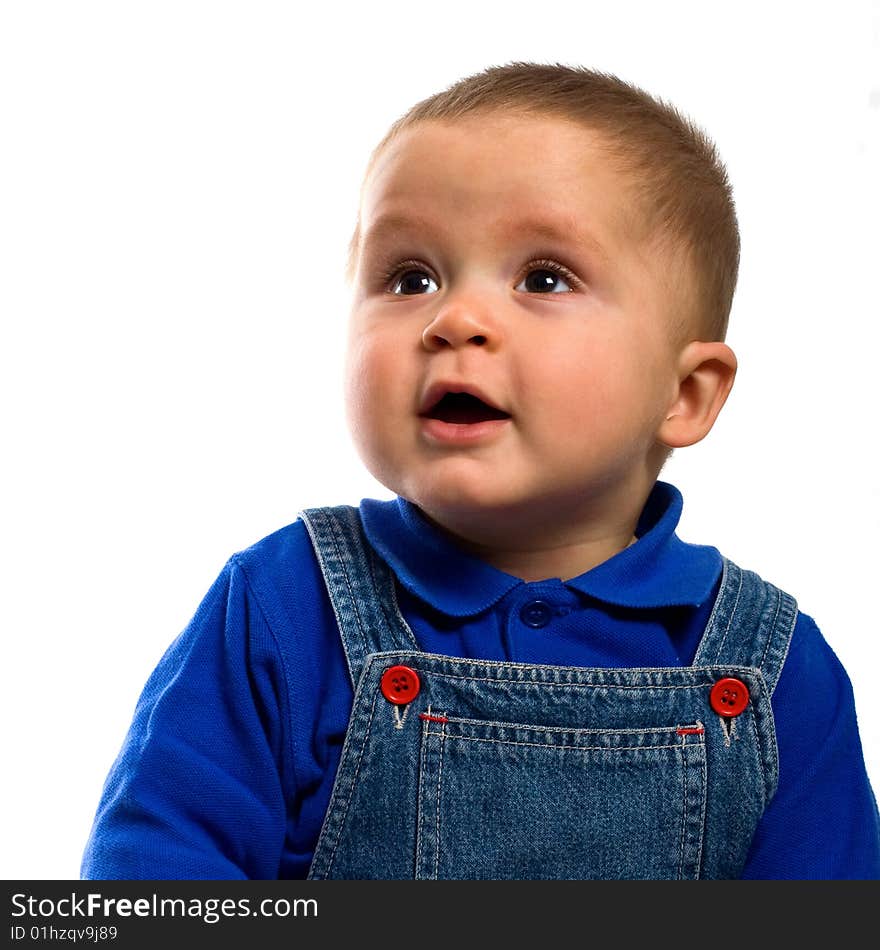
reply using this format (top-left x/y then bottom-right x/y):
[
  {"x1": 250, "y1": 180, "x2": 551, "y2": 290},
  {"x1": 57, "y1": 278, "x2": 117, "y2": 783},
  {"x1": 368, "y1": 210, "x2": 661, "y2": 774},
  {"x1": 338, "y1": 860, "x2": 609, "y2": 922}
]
[{"x1": 81, "y1": 481, "x2": 880, "y2": 879}]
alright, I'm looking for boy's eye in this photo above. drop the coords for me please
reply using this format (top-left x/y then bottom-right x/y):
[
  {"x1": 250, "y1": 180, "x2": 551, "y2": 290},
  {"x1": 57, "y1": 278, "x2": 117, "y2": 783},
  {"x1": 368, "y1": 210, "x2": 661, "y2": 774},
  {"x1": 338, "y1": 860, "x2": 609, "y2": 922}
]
[
  {"x1": 390, "y1": 269, "x2": 439, "y2": 295},
  {"x1": 514, "y1": 266, "x2": 574, "y2": 294}
]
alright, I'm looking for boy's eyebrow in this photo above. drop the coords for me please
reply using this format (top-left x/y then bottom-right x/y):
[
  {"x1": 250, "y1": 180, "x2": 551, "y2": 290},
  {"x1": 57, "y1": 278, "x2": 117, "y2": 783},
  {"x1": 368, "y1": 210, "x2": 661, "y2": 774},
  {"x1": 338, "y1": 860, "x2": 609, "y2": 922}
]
[{"x1": 361, "y1": 211, "x2": 611, "y2": 263}]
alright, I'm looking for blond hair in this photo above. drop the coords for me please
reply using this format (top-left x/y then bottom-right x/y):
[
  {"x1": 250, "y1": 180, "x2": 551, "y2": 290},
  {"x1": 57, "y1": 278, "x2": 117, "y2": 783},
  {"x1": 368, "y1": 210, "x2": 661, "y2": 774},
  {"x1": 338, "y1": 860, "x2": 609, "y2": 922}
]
[{"x1": 346, "y1": 61, "x2": 740, "y2": 342}]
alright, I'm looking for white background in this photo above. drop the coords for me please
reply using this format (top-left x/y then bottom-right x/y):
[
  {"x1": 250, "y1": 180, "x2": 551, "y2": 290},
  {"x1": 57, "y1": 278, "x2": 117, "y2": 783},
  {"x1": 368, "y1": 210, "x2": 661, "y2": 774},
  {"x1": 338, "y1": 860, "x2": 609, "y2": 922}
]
[{"x1": 2, "y1": 1, "x2": 878, "y2": 880}]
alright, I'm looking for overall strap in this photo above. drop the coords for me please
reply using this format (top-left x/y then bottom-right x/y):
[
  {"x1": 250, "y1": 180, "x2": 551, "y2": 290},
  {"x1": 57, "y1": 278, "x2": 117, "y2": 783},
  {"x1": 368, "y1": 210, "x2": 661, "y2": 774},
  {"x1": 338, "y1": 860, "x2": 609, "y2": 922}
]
[
  {"x1": 299, "y1": 505, "x2": 421, "y2": 690},
  {"x1": 692, "y1": 557, "x2": 798, "y2": 695}
]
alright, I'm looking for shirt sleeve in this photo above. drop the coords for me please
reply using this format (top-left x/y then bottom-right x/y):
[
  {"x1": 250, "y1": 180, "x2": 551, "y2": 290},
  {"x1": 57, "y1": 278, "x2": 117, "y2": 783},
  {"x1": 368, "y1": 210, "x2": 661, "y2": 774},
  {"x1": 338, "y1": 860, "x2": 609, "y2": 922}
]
[
  {"x1": 741, "y1": 612, "x2": 880, "y2": 879},
  {"x1": 80, "y1": 556, "x2": 291, "y2": 880}
]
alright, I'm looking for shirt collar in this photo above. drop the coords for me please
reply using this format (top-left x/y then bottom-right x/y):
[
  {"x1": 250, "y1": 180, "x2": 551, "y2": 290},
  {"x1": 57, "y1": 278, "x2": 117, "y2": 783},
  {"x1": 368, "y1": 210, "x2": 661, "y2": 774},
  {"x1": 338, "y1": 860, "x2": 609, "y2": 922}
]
[{"x1": 359, "y1": 480, "x2": 721, "y2": 617}]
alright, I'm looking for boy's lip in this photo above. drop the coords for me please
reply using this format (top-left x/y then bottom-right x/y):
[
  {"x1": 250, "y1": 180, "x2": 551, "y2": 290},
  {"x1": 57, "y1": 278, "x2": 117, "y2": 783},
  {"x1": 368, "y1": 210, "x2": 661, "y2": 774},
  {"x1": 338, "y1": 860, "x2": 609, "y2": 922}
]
[
  {"x1": 417, "y1": 380, "x2": 510, "y2": 417},
  {"x1": 419, "y1": 416, "x2": 511, "y2": 445}
]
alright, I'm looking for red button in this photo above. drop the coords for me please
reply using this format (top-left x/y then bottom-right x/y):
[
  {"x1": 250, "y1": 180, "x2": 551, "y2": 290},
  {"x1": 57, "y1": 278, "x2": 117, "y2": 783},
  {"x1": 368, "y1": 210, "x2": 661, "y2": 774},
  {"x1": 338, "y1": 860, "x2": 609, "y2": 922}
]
[
  {"x1": 380, "y1": 665, "x2": 421, "y2": 705},
  {"x1": 710, "y1": 677, "x2": 750, "y2": 718}
]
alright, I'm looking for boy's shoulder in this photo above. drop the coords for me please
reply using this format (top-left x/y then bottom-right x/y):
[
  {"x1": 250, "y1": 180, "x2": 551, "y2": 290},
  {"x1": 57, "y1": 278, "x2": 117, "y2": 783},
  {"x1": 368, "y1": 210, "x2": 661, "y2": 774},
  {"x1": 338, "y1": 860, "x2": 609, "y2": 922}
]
[
  {"x1": 224, "y1": 501, "x2": 380, "y2": 632},
  {"x1": 231, "y1": 496, "x2": 403, "y2": 571},
  {"x1": 230, "y1": 498, "x2": 374, "y2": 572},
  {"x1": 232, "y1": 513, "x2": 314, "y2": 571}
]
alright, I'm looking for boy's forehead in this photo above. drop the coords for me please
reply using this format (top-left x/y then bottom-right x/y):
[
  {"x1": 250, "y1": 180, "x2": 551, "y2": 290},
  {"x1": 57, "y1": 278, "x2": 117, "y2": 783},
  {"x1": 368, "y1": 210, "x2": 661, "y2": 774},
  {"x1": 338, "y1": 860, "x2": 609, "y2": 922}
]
[
  {"x1": 364, "y1": 115, "x2": 620, "y2": 200},
  {"x1": 359, "y1": 115, "x2": 633, "y2": 258}
]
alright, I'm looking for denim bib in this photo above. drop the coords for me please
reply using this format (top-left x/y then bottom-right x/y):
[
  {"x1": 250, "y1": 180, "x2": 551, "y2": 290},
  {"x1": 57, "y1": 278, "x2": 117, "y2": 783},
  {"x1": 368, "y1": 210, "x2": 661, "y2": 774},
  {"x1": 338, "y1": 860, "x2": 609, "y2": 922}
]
[{"x1": 300, "y1": 505, "x2": 797, "y2": 880}]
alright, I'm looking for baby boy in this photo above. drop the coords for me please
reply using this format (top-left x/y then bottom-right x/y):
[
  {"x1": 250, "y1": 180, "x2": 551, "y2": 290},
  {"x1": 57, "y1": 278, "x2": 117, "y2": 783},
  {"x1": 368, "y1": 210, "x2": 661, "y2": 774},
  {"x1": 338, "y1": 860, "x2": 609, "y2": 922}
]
[{"x1": 81, "y1": 62, "x2": 880, "y2": 879}]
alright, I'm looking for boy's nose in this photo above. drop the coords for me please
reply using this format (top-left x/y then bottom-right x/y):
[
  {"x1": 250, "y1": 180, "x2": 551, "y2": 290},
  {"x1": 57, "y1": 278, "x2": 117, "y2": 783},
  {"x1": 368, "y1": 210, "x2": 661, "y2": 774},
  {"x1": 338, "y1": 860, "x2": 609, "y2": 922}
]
[{"x1": 421, "y1": 300, "x2": 498, "y2": 351}]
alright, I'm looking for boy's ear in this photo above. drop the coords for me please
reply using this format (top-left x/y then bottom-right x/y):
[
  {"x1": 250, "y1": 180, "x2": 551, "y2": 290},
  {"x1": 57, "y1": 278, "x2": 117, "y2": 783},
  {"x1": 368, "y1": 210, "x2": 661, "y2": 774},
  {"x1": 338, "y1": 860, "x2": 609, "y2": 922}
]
[{"x1": 657, "y1": 341, "x2": 737, "y2": 448}]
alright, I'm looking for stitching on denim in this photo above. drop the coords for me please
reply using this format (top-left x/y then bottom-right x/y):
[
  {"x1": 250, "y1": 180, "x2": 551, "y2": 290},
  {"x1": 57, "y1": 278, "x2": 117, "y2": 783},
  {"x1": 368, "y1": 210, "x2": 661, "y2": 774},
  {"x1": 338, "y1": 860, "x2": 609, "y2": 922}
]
[
  {"x1": 365, "y1": 544, "x2": 397, "y2": 648},
  {"x1": 380, "y1": 554, "x2": 424, "y2": 652},
  {"x1": 365, "y1": 648, "x2": 760, "y2": 680},
  {"x1": 366, "y1": 542, "x2": 421, "y2": 653},
  {"x1": 771, "y1": 602, "x2": 797, "y2": 697},
  {"x1": 695, "y1": 736, "x2": 707, "y2": 878},
  {"x1": 758, "y1": 585, "x2": 782, "y2": 674},
  {"x1": 300, "y1": 511, "x2": 359, "y2": 688},
  {"x1": 714, "y1": 566, "x2": 744, "y2": 663},
  {"x1": 322, "y1": 685, "x2": 381, "y2": 876},
  {"x1": 423, "y1": 733, "x2": 682, "y2": 753},
  {"x1": 717, "y1": 715, "x2": 732, "y2": 748},
  {"x1": 327, "y1": 509, "x2": 371, "y2": 676},
  {"x1": 675, "y1": 727, "x2": 707, "y2": 880},
  {"x1": 420, "y1": 672, "x2": 722, "y2": 690},
  {"x1": 755, "y1": 672, "x2": 779, "y2": 783},
  {"x1": 434, "y1": 720, "x2": 446, "y2": 881},
  {"x1": 677, "y1": 741, "x2": 687, "y2": 880},
  {"x1": 694, "y1": 557, "x2": 730, "y2": 665},
  {"x1": 746, "y1": 707, "x2": 769, "y2": 808},
  {"x1": 303, "y1": 508, "x2": 371, "y2": 686},
  {"x1": 393, "y1": 704, "x2": 410, "y2": 730},
  {"x1": 441, "y1": 715, "x2": 698, "y2": 735},
  {"x1": 762, "y1": 595, "x2": 798, "y2": 697},
  {"x1": 416, "y1": 714, "x2": 428, "y2": 876}
]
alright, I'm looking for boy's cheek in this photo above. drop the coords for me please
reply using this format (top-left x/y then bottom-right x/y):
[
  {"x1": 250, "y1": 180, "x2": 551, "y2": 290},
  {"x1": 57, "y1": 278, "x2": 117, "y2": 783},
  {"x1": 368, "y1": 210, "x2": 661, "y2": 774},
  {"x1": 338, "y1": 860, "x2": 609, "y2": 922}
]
[{"x1": 353, "y1": 335, "x2": 421, "y2": 407}]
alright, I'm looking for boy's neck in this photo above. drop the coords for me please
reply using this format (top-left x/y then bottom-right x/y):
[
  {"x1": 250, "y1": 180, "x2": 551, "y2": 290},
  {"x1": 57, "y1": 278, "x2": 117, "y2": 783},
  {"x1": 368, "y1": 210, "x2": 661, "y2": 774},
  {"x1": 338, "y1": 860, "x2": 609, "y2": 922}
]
[{"x1": 417, "y1": 483, "x2": 651, "y2": 583}]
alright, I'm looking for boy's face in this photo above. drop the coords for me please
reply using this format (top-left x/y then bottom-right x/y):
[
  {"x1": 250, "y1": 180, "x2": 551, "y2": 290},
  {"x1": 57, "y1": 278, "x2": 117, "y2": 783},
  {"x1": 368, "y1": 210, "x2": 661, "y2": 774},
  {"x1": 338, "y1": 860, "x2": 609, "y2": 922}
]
[{"x1": 345, "y1": 113, "x2": 686, "y2": 536}]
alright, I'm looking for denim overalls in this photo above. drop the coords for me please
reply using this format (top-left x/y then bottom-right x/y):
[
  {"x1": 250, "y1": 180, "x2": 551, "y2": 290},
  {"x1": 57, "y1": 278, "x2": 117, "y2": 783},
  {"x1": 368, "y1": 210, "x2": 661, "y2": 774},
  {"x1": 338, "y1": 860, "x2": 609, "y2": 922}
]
[{"x1": 300, "y1": 504, "x2": 797, "y2": 880}]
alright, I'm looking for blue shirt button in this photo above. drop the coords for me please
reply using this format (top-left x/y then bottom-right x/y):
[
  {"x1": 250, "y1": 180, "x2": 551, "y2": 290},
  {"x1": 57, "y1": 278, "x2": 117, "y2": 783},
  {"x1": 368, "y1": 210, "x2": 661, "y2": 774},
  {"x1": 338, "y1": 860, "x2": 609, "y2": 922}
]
[{"x1": 520, "y1": 600, "x2": 553, "y2": 628}]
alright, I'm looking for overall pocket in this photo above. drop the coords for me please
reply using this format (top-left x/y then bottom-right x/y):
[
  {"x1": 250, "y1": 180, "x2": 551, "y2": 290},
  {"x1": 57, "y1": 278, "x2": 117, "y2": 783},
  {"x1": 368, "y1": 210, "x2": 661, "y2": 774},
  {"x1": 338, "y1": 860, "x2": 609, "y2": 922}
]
[{"x1": 415, "y1": 714, "x2": 707, "y2": 880}]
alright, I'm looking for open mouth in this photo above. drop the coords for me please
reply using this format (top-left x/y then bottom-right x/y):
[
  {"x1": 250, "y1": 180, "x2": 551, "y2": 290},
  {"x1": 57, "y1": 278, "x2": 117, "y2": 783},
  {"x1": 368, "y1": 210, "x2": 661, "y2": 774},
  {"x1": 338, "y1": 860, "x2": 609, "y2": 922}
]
[{"x1": 423, "y1": 392, "x2": 511, "y2": 425}]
